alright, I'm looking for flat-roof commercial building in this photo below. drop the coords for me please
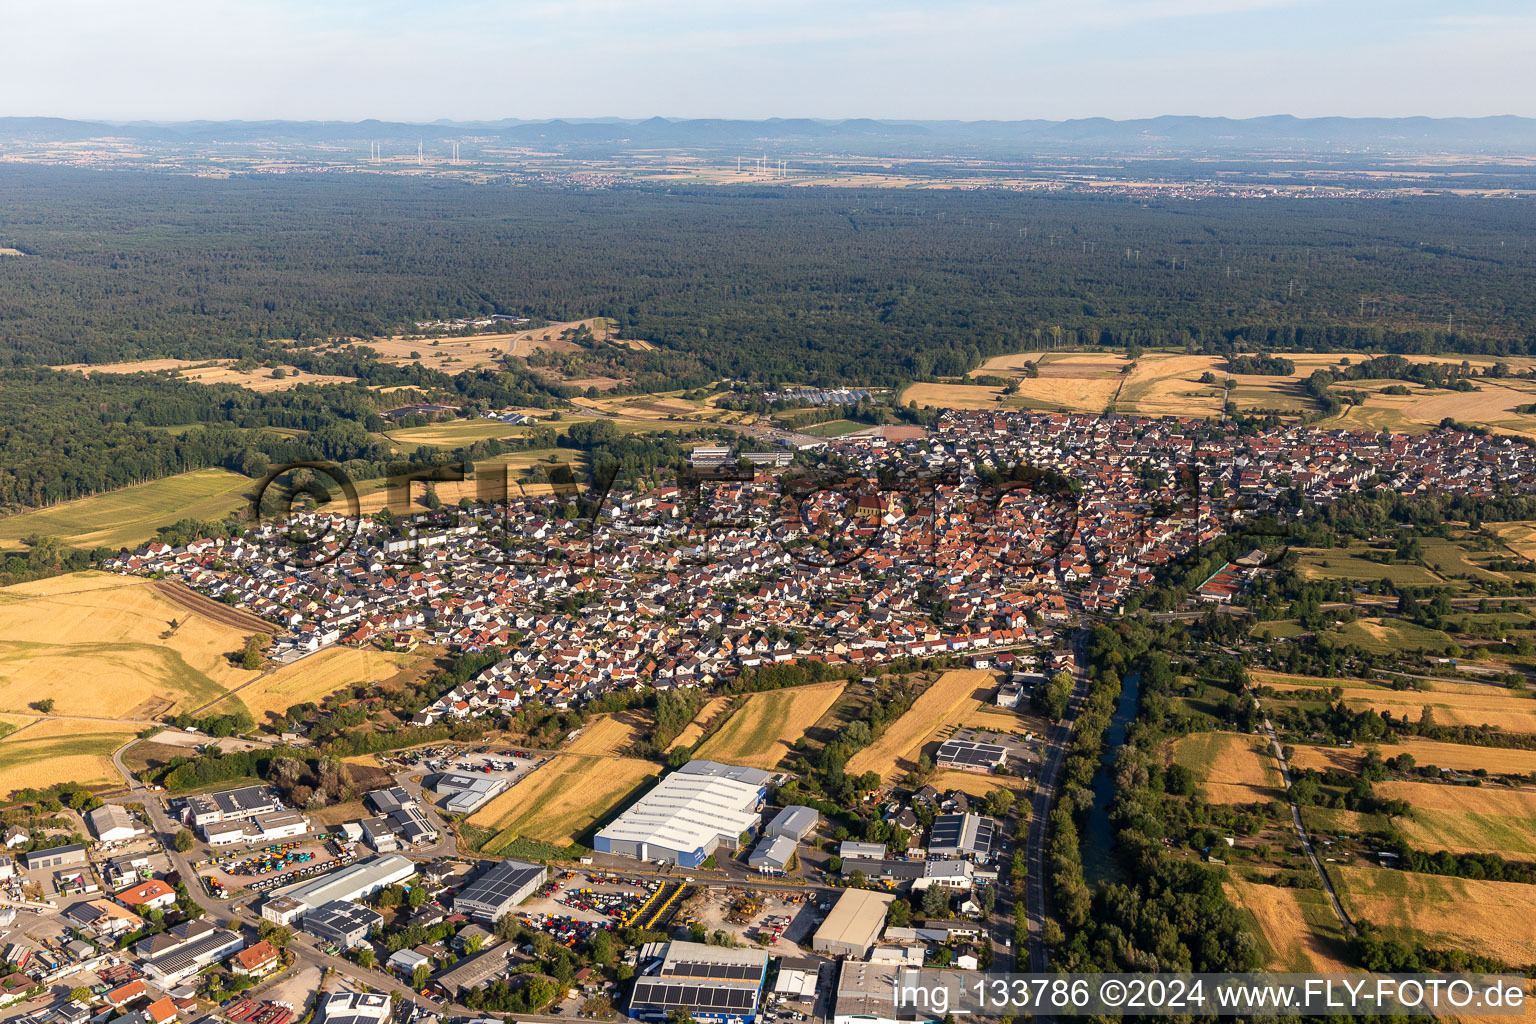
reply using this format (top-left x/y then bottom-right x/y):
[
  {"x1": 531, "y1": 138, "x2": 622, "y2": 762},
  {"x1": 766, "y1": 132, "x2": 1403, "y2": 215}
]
[
  {"x1": 437, "y1": 948, "x2": 512, "y2": 999},
  {"x1": 813, "y1": 889, "x2": 895, "y2": 959},
  {"x1": 319, "y1": 992, "x2": 393, "y2": 1024},
  {"x1": 764, "y1": 805, "x2": 819, "y2": 841},
  {"x1": 630, "y1": 940, "x2": 771, "y2": 1024},
  {"x1": 261, "y1": 854, "x2": 414, "y2": 924},
  {"x1": 432, "y1": 772, "x2": 509, "y2": 815},
  {"x1": 186, "y1": 785, "x2": 284, "y2": 829},
  {"x1": 453, "y1": 859, "x2": 547, "y2": 922},
  {"x1": 87, "y1": 805, "x2": 142, "y2": 843},
  {"x1": 303, "y1": 900, "x2": 383, "y2": 948},
  {"x1": 205, "y1": 810, "x2": 309, "y2": 847},
  {"x1": 927, "y1": 814, "x2": 997, "y2": 861},
  {"x1": 934, "y1": 739, "x2": 1007, "y2": 773},
  {"x1": 747, "y1": 834, "x2": 796, "y2": 874},
  {"x1": 833, "y1": 961, "x2": 940, "y2": 1024},
  {"x1": 141, "y1": 923, "x2": 244, "y2": 985},
  {"x1": 24, "y1": 844, "x2": 87, "y2": 870},
  {"x1": 595, "y1": 760, "x2": 769, "y2": 868}
]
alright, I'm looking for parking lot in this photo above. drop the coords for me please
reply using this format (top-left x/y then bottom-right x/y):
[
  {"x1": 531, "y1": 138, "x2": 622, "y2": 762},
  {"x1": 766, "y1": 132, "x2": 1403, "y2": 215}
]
[
  {"x1": 373, "y1": 744, "x2": 546, "y2": 812},
  {"x1": 199, "y1": 836, "x2": 355, "y2": 897}
]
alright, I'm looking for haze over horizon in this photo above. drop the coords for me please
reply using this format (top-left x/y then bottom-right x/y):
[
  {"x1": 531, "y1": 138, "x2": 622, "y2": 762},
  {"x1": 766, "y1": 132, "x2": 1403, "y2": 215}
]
[{"x1": 4, "y1": 0, "x2": 1534, "y2": 123}]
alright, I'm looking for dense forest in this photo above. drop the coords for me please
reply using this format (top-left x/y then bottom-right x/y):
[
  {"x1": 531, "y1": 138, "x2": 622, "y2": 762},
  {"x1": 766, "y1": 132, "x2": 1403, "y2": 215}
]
[
  {"x1": 6, "y1": 168, "x2": 1536, "y2": 516},
  {"x1": 3, "y1": 169, "x2": 1536, "y2": 384}
]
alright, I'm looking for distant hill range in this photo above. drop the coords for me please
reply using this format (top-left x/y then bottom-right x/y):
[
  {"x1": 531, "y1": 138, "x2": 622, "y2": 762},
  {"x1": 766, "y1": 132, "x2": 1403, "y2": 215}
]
[{"x1": 4, "y1": 114, "x2": 1536, "y2": 156}]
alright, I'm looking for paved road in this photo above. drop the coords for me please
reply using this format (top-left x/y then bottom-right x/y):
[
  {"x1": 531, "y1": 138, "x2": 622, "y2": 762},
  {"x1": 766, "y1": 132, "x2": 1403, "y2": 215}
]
[
  {"x1": 1022, "y1": 625, "x2": 1091, "y2": 974},
  {"x1": 1255, "y1": 708, "x2": 1357, "y2": 939}
]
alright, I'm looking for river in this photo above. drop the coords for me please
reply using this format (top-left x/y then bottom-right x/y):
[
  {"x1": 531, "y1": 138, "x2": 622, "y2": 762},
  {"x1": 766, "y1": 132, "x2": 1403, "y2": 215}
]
[{"x1": 1080, "y1": 671, "x2": 1140, "y2": 884}]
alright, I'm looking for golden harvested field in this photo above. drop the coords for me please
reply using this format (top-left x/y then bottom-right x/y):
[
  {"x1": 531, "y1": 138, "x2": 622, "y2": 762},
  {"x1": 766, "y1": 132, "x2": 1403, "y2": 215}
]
[
  {"x1": 0, "y1": 467, "x2": 253, "y2": 551},
  {"x1": 470, "y1": 753, "x2": 657, "y2": 850},
  {"x1": 567, "y1": 712, "x2": 649, "y2": 756},
  {"x1": 846, "y1": 670, "x2": 994, "y2": 780},
  {"x1": 1115, "y1": 354, "x2": 1230, "y2": 417},
  {"x1": 1290, "y1": 739, "x2": 1536, "y2": 775},
  {"x1": 1491, "y1": 521, "x2": 1536, "y2": 560},
  {"x1": 349, "y1": 449, "x2": 588, "y2": 511},
  {"x1": 177, "y1": 365, "x2": 357, "y2": 391},
  {"x1": 0, "y1": 718, "x2": 141, "y2": 796},
  {"x1": 54, "y1": 357, "x2": 210, "y2": 374},
  {"x1": 0, "y1": 572, "x2": 258, "y2": 720},
  {"x1": 940, "y1": 348, "x2": 1536, "y2": 434},
  {"x1": 1325, "y1": 686, "x2": 1536, "y2": 732},
  {"x1": 927, "y1": 768, "x2": 1032, "y2": 798},
  {"x1": 695, "y1": 681, "x2": 847, "y2": 770},
  {"x1": 54, "y1": 359, "x2": 356, "y2": 392},
  {"x1": 1333, "y1": 864, "x2": 1536, "y2": 965},
  {"x1": 667, "y1": 696, "x2": 733, "y2": 752},
  {"x1": 356, "y1": 317, "x2": 625, "y2": 370},
  {"x1": 1225, "y1": 880, "x2": 1350, "y2": 973},
  {"x1": 1172, "y1": 732, "x2": 1283, "y2": 804},
  {"x1": 1373, "y1": 780, "x2": 1536, "y2": 856},
  {"x1": 206, "y1": 646, "x2": 426, "y2": 722}
]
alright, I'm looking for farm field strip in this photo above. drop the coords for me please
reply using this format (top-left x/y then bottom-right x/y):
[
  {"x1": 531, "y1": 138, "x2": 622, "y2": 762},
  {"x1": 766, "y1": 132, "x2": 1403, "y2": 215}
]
[
  {"x1": 1268, "y1": 684, "x2": 1536, "y2": 732},
  {"x1": 566, "y1": 712, "x2": 650, "y2": 756},
  {"x1": 0, "y1": 571, "x2": 258, "y2": 720},
  {"x1": 666, "y1": 696, "x2": 733, "y2": 752},
  {"x1": 845, "y1": 670, "x2": 994, "y2": 780},
  {"x1": 0, "y1": 717, "x2": 140, "y2": 797},
  {"x1": 0, "y1": 468, "x2": 253, "y2": 551},
  {"x1": 1288, "y1": 739, "x2": 1536, "y2": 774},
  {"x1": 1332, "y1": 864, "x2": 1536, "y2": 965},
  {"x1": 1224, "y1": 880, "x2": 1351, "y2": 973},
  {"x1": 203, "y1": 646, "x2": 426, "y2": 722},
  {"x1": 469, "y1": 753, "x2": 658, "y2": 851},
  {"x1": 694, "y1": 681, "x2": 846, "y2": 770},
  {"x1": 1171, "y1": 731, "x2": 1283, "y2": 804}
]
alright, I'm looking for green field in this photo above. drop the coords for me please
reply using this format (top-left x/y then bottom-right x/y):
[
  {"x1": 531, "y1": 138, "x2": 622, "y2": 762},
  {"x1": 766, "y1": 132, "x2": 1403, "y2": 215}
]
[
  {"x1": 0, "y1": 468, "x2": 252, "y2": 551},
  {"x1": 1323, "y1": 618, "x2": 1457, "y2": 655},
  {"x1": 1294, "y1": 549, "x2": 1444, "y2": 586}
]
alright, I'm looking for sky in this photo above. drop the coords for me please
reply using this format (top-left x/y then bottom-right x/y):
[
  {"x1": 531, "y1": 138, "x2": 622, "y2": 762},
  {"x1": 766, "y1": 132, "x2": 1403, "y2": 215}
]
[{"x1": 3, "y1": 0, "x2": 1534, "y2": 121}]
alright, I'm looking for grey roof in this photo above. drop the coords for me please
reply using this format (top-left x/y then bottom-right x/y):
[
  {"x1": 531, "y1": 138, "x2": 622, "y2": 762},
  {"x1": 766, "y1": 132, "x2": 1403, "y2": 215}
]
[
  {"x1": 928, "y1": 813, "x2": 997, "y2": 857},
  {"x1": 304, "y1": 899, "x2": 382, "y2": 937},
  {"x1": 675, "y1": 759, "x2": 772, "y2": 786},
  {"x1": 436, "y1": 948, "x2": 511, "y2": 995},
  {"x1": 631, "y1": 941, "x2": 769, "y2": 1018},
  {"x1": 765, "y1": 805, "x2": 818, "y2": 838},
  {"x1": 936, "y1": 738, "x2": 1007, "y2": 769},
  {"x1": 748, "y1": 834, "x2": 796, "y2": 869},
  {"x1": 87, "y1": 804, "x2": 138, "y2": 837},
  {"x1": 454, "y1": 859, "x2": 545, "y2": 914}
]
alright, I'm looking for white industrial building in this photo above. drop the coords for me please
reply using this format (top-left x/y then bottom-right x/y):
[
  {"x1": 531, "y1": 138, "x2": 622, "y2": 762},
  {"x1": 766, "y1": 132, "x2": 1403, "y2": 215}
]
[
  {"x1": 747, "y1": 834, "x2": 797, "y2": 874},
  {"x1": 432, "y1": 772, "x2": 509, "y2": 815},
  {"x1": 204, "y1": 810, "x2": 309, "y2": 847},
  {"x1": 186, "y1": 785, "x2": 285, "y2": 830},
  {"x1": 764, "y1": 805, "x2": 819, "y2": 841},
  {"x1": 319, "y1": 992, "x2": 393, "y2": 1024},
  {"x1": 594, "y1": 761, "x2": 769, "y2": 867},
  {"x1": 86, "y1": 805, "x2": 142, "y2": 844},
  {"x1": 910, "y1": 860, "x2": 974, "y2": 891},
  {"x1": 261, "y1": 854, "x2": 415, "y2": 925}
]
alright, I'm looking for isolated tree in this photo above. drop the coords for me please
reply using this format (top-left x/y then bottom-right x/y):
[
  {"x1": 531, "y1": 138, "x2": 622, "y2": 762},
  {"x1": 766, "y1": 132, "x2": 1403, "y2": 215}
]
[{"x1": 173, "y1": 829, "x2": 195, "y2": 853}]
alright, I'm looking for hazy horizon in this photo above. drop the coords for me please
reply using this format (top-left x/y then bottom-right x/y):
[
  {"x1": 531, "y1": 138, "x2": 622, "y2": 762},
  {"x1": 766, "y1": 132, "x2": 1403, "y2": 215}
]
[{"x1": 3, "y1": 0, "x2": 1534, "y2": 123}]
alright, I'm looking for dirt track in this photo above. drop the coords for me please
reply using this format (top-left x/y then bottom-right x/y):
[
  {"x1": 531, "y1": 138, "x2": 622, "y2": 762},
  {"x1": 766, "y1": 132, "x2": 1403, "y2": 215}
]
[{"x1": 153, "y1": 580, "x2": 272, "y2": 633}]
